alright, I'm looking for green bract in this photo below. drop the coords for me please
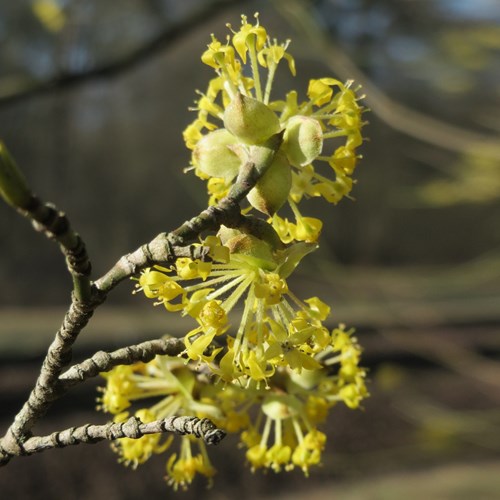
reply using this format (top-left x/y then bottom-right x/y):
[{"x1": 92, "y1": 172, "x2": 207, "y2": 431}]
[
  {"x1": 247, "y1": 150, "x2": 291, "y2": 215},
  {"x1": 225, "y1": 233, "x2": 277, "y2": 271},
  {"x1": 193, "y1": 129, "x2": 242, "y2": 181},
  {"x1": 283, "y1": 115, "x2": 323, "y2": 167},
  {"x1": 223, "y1": 93, "x2": 280, "y2": 145}
]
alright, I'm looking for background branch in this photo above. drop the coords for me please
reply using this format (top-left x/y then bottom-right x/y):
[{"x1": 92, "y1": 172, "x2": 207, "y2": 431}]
[
  {"x1": 0, "y1": 0, "x2": 244, "y2": 107},
  {"x1": 275, "y1": 0, "x2": 500, "y2": 159}
]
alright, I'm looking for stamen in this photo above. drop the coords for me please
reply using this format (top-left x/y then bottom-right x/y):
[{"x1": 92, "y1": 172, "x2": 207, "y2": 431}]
[{"x1": 247, "y1": 35, "x2": 263, "y2": 101}]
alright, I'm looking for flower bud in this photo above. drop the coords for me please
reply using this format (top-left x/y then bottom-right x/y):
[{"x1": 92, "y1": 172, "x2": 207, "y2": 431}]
[
  {"x1": 193, "y1": 129, "x2": 242, "y2": 181},
  {"x1": 247, "y1": 150, "x2": 291, "y2": 215},
  {"x1": 283, "y1": 115, "x2": 323, "y2": 167},
  {"x1": 223, "y1": 92, "x2": 280, "y2": 145}
]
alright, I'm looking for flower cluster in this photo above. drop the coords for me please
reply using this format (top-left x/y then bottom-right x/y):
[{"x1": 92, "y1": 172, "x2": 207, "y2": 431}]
[
  {"x1": 98, "y1": 357, "x2": 219, "y2": 490},
  {"x1": 98, "y1": 13, "x2": 368, "y2": 490},
  {"x1": 98, "y1": 321, "x2": 366, "y2": 488},
  {"x1": 183, "y1": 13, "x2": 365, "y2": 244}
]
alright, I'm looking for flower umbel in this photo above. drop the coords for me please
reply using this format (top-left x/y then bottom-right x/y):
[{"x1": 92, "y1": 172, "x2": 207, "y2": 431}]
[
  {"x1": 184, "y1": 13, "x2": 366, "y2": 242},
  {"x1": 135, "y1": 233, "x2": 325, "y2": 386},
  {"x1": 99, "y1": 356, "x2": 220, "y2": 489}
]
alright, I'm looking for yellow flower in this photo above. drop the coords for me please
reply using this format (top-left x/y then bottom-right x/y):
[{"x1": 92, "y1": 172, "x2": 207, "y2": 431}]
[
  {"x1": 166, "y1": 436, "x2": 216, "y2": 491},
  {"x1": 230, "y1": 13, "x2": 267, "y2": 64},
  {"x1": 135, "y1": 267, "x2": 185, "y2": 311},
  {"x1": 292, "y1": 430, "x2": 326, "y2": 476},
  {"x1": 98, "y1": 365, "x2": 137, "y2": 414},
  {"x1": 137, "y1": 234, "x2": 330, "y2": 385},
  {"x1": 272, "y1": 212, "x2": 323, "y2": 244},
  {"x1": 240, "y1": 393, "x2": 325, "y2": 474},
  {"x1": 104, "y1": 14, "x2": 370, "y2": 488}
]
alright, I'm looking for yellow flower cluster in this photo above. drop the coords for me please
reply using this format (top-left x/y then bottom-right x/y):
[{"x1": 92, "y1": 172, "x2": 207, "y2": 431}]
[
  {"x1": 98, "y1": 13, "x2": 368, "y2": 490},
  {"x1": 99, "y1": 232, "x2": 367, "y2": 488},
  {"x1": 183, "y1": 13, "x2": 365, "y2": 244},
  {"x1": 98, "y1": 323, "x2": 366, "y2": 488},
  {"x1": 98, "y1": 358, "x2": 218, "y2": 489},
  {"x1": 137, "y1": 235, "x2": 331, "y2": 387}
]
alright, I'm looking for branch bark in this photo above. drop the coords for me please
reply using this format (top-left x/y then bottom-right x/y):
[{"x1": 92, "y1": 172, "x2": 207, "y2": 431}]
[
  {"x1": 0, "y1": 416, "x2": 225, "y2": 462},
  {"x1": 59, "y1": 337, "x2": 185, "y2": 390}
]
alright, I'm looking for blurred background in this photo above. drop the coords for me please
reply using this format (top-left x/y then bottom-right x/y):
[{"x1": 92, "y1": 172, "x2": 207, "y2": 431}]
[{"x1": 1, "y1": 0, "x2": 499, "y2": 498}]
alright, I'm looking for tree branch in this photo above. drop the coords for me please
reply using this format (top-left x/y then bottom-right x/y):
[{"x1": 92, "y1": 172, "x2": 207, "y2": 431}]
[
  {"x1": 0, "y1": 0, "x2": 245, "y2": 107},
  {"x1": 59, "y1": 337, "x2": 185, "y2": 390},
  {"x1": 0, "y1": 0, "x2": 249, "y2": 106},
  {"x1": 0, "y1": 296, "x2": 98, "y2": 458},
  {"x1": 0, "y1": 416, "x2": 225, "y2": 463}
]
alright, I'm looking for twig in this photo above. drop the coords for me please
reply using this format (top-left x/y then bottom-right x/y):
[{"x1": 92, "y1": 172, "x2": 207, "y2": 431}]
[
  {"x1": 59, "y1": 337, "x2": 185, "y2": 390},
  {"x1": 0, "y1": 143, "x2": 91, "y2": 301},
  {"x1": 0, "y1": 416, "x2": 225, "y2": 462}
]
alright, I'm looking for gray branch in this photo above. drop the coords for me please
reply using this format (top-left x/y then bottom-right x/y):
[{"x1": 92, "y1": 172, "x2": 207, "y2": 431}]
[
  {"x1": 59, "y1": 337, "x2": 185, "y2": 390},
  {"x1": 0, "y1": 416, "x2": 225, "y2": 463}
]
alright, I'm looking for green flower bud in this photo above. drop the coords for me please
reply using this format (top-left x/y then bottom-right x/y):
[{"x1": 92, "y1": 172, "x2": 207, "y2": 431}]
[
  {"x1": 193, "y1": 129, "x2": 243, "y2": 181},
  {"x1": 247, "y1": 150, "x2": 291, "y2": 215},
  {"x1": 225, "y1": 233, "x2": 277, "y2": 271},
  {"x1": 223, "y1": 92, "x2": 280, "y2": 145},
  {"x1": 283, "y1": 115, "x2": 323, "y2": 167}
]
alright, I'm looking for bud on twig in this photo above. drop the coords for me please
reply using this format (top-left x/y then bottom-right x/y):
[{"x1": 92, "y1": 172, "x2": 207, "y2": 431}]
[{"x1": 0, "y1": 141, "x2": 32, "y2": 209}]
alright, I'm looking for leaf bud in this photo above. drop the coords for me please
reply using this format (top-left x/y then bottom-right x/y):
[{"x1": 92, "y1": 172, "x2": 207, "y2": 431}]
[{"x1": 0, "y1": 142, "x2": 32, "y2": 209}]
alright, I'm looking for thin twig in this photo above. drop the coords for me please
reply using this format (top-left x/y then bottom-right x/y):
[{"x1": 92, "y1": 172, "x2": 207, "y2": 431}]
[
  {"x1": 0, "y1": 144, "x2": 92, "y2": 301},
  {"x1": 0, "y1": 416, "x2": 225, "y2": 463},
  {"x1": 59, "y1": 337, "x2": 185, "y2": 390}
]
